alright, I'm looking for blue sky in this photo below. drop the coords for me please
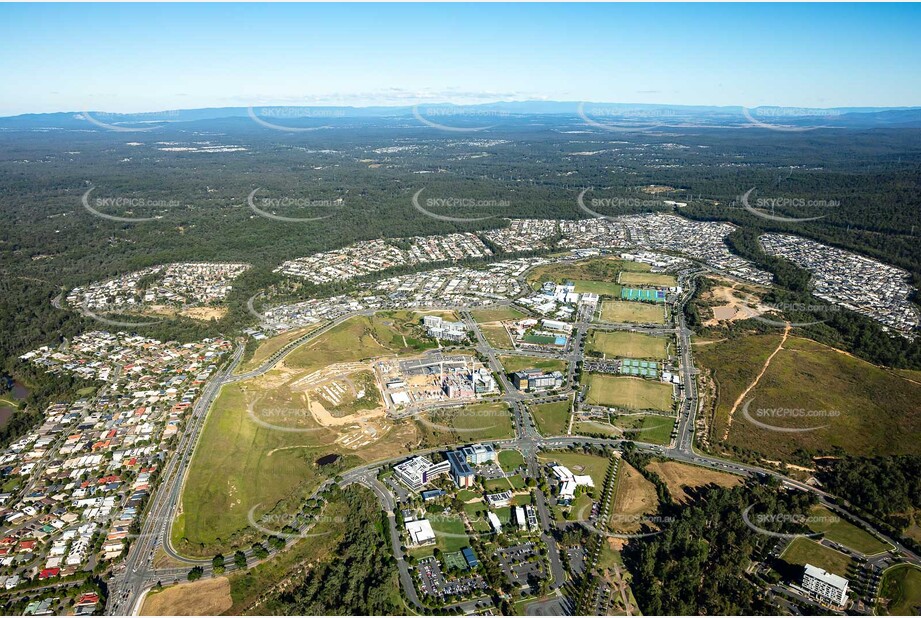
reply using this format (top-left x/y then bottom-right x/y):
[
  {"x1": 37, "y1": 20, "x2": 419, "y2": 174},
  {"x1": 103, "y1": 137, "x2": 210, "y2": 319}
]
[{"x1": 1, "y1": 3, "x2": 920, "y2": 115}]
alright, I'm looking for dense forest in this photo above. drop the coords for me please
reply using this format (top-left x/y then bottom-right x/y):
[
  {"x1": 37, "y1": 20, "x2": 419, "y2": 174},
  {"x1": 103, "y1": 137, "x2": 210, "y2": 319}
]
[
  {"x1": 620, "y1": 467, "x2": 818, "y2": 615},
  {"x1": 257, "y1": 486, "x2": 400, "y2": 615},
  {"x1": 817, "y1": 456, "x2": 921, "y2": 537}
]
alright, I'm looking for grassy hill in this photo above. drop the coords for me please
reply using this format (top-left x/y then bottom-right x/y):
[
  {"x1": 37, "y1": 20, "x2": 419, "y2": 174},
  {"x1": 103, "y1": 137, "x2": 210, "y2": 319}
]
[{"x1": 697, "y1": 334, "x2": 921, "y2": 463}]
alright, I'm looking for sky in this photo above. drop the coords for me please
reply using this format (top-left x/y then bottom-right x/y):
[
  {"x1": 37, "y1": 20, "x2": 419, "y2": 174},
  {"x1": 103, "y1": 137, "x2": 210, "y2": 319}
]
[{"x1": 1, "y1": 3, "x2": 920, "y2": 116}]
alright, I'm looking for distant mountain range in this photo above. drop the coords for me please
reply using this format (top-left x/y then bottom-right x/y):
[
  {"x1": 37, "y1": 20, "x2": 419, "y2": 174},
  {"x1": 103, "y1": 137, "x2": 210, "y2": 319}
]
[{"x1": 3, "y1": 101, "x2": 921, "y2": 130}]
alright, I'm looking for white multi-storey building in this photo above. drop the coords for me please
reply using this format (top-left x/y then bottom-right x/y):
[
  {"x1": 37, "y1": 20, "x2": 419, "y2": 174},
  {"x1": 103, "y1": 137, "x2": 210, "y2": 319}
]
[{"x1": 802, "y1": 563, "x2": 849, "y2": 607}]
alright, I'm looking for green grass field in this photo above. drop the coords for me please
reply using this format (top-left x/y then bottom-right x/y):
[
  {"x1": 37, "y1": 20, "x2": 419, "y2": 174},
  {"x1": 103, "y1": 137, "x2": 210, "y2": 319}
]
[
  {"x1": 463, "y1": 500, "x2": 492, "y2": 532},
  {"x1": 879, "y1": 564, "x2": 921, "y2": 616},
  {"x1": 806, "y1": 505, "x2": 892, "y2": 555},
  {"x1": 586, "y1": 330, "x2": 669, "y2": 359},
  {"x1": 498, "y1": 449, "x2": 525, "y2": 473},
  {"x1": 572, "y1": 414, "x2": 674, "y2": 445},
  {"x1": 572, "y1": 420, "x2": 622, "y2": 437},
  {"x1": 429, "y1": 515, "x2": 470, "y2": 553},
  {"x1": 598, "y1": 300, "x2": 666, "y2": 325},
  {"x1": 470, "y1": 307, "x2": 526, "y2": 323},
  {"x1": 286, "y1": 315, "x2": 403, "y2": 371},
  {"x1": 623, "y1": 414, "x2": 675, "y2": 445},
  {"x1": 781, "y1": 537, "x2": 852, "y2": 578},
  {"x1": 511, "y1": 494, "x2": 532, "y2": 506},
  {"x1": 697, "y1": 334, "x2": 921, "y2": 461},
  {"x1": 571, "y1": 279, "x2": 621, "y2": 297},
  {"x1": 527, "y1": 257, "x2": 635, "y2": 290},
  {"x1": 522, "y1": 333, "x2": 560, "y2": 345},
  {"x1": 457, "y1": 489, "x2": 481, "y2": 502},
  {"x1": 498, "y1": 355, "x2": 567, "y2": 375},
  {"x1": 369, "y1": 311, "x2": 441, "y2": 352},
  {"x1": 584, "y1": 374, "x2": 674, "y2": 412},
  {"x1": 484, "y1": 474, "x2": 526, "y2": 492},
  {"x1": 529, "y1": 398, "x2": 572, "y2": 437},
  {"x1": 173, "y1": 382, "x2": 335, "y2": 556},
  {"x1": 469, "y1": 307, "x2": 521, "y2": 350},
  {"x1": 416, "y1": 403, "x2": 515, "y2": 448},
  {"x1": 480, "y1": 324, "x2": 514, "y2": 350},
  {"x1": 618, "y1": 271, "x2": 677, "y2": 288}
]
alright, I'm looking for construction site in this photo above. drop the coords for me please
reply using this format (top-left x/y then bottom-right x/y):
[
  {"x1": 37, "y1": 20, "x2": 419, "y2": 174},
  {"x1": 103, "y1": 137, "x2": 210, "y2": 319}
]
[{"x1": 376, "y1": 352, "x2": 499, "y2": 412}]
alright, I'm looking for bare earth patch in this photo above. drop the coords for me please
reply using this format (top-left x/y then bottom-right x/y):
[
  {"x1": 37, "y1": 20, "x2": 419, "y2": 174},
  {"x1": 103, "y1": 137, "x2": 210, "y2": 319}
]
[
  {"x1": 646, "y1": 460, "x2": 742, "y2": 503},
  {"x1": 181, "y1": 306, "x2": 227, "y2": 321},
  {"x1": 609, "y1": 461, "x2": 658, "y2": 533},
  {"x1": 700, "y1": 280, "x2": 770, "y2": 327},
  {"x1": 141, "y1": 577, "x2": 232, "y2": 616}
]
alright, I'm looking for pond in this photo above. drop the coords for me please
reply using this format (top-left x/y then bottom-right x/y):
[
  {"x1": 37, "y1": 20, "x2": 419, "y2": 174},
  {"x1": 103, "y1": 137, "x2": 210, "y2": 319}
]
[
  {"x1": 0, "y1": 380, "x2": 29, "y2": 428},
  {"x1": 315, "y1": 453, "x2": 341, "y2": 466}
]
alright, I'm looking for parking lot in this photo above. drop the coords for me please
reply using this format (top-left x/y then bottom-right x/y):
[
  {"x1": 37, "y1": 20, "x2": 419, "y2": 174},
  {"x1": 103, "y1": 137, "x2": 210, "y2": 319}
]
[
  {"x1": 497, "y1": 542, "x2": 547, "y2": 591},
  {"x1": 415, "y1": 557, "x2": 488, "y2": 599}
]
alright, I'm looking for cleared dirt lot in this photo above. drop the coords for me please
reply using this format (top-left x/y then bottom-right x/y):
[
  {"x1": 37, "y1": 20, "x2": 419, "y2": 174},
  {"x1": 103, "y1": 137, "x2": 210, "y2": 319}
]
[
  {"x1": 609, "y1": 461, "x2": 659, "y2": 533},
  {"x1": 645, "y1": 460, "x2": 742, "y2": 503},
  {"x1": 141, "y1": 577, "x2": 232, "y2": 616}
]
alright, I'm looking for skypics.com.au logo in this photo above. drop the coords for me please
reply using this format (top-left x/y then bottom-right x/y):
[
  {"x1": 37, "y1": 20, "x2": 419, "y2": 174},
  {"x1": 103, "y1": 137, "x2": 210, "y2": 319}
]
[
  {"x1": 246, "y1": 400, "x2": 325, "y2": 434},
  {"x1": 247, "y1": 106, "x2": 344, "y2": 132},
  {"x1": 411, "y1": 188, "x2": 505, "y2": 222},
  {"x1": 738, "y1": 188, "x2": 838, "y2": 224},
  {"x1": 576, "y1": 187, "x2": 664, "y2": 220},
  {"x1": 247, "y1": 188, "x2": 341, "y2": 223},
  {"x1": 741, "y1": 106, "x2": 841, "y2": 132},
  {"x1": 742, "y1": 505, "x2": 840, "y2": 540},
  {"x1": 750, "y1": 301, "x2": 841, "y2": 329},
  {"x1": 577, "y1": 103, "x2": 678, "y2": 132},
  {"x1": 575, "y1": 503, "x2": 676, "y2": 540},
  {"x1": 81, "y1": 187, "x2": 172, "y2": 223},
  {"x1": 741, "y1": 399, "x2": 840, "y2": 434},
  {"x1": 412, "y1": 104, "x2": 507, "y2": 132}
]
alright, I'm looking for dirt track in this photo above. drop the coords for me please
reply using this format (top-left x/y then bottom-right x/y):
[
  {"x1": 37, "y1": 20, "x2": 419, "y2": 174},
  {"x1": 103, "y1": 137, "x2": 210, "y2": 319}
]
[{"x1": 722, "y1": 323, "x2": 791, "y2": 440}]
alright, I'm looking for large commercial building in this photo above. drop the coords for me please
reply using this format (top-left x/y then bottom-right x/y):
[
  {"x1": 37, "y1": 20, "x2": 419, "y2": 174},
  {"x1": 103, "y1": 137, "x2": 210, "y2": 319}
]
[
  {"x1": 801, "y1": 564, "x2": 849, "y2": 607},
  {"x1": 446, "y1": 450, "x2": 475, "y2": 488},
  {"x1": 394, "y1": 456, "x2": 451, "y2": 491},
  {"x1": 397, "y1": 445, "x2": 497, "y2": 491},
  {"x1": 405, "y1": 519, "x2": 436, "y2": 546},
  {"x1": 423, "y1": 315, "x2": 467, "y2": 342},
  {"x1": 461, "y1": 443, "x2": 497, "y2": 465},
  {"x1": 512, "y1": 369, "x2": 563, "y2": 392}
]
